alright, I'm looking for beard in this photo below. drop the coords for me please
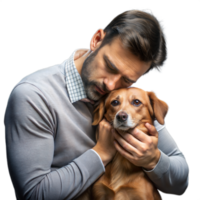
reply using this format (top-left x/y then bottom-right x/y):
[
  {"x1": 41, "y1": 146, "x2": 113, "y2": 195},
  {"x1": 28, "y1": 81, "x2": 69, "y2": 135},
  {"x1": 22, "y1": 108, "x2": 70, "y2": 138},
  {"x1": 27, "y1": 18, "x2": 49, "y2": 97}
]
[{"x1": 81, "y1": 50, "x2": 108, "y2": 101}]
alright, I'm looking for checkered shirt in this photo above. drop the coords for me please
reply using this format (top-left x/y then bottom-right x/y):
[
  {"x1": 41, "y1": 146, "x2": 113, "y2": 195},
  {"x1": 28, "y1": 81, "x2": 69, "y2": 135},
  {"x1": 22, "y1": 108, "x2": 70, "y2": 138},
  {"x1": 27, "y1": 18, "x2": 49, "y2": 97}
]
[{"x1": 65, "y1": 51, "x2": 88, "y2": 103}]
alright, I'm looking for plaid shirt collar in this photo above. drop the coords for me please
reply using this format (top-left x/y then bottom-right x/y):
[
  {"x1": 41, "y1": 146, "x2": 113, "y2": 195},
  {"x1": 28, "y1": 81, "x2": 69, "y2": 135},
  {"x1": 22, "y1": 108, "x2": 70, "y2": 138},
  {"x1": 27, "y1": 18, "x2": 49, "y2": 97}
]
[{"x1": 65, "y1": 50, "x2": 92, "y2": 104}]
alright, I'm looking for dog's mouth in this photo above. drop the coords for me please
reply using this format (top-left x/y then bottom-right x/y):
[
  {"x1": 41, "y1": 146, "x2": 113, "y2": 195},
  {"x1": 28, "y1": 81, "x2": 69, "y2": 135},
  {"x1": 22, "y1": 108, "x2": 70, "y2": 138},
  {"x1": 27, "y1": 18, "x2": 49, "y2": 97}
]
[
  {"x1": 107, "y1": 121, "x2": 131, "y2": 131},
  {"x1": 114, "y1": 123, "x2": 135, "y2": 131},
  {"x1": 118, "y1": 125, "x2": 130, "y2": 131},
  {"x1": 108, "y1": 121, "x2": 138, "y2": 133},
  {"x1": 118, "y1": 124, "x2": 127, "y2": 128}
]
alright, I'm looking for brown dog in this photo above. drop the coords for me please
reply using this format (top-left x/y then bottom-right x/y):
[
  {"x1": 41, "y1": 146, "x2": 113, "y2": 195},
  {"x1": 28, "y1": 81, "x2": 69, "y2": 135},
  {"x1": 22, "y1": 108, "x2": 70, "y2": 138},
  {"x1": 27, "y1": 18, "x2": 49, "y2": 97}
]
[{"x1": 76, "y1": 87, "x2": 168, "y2": 200}]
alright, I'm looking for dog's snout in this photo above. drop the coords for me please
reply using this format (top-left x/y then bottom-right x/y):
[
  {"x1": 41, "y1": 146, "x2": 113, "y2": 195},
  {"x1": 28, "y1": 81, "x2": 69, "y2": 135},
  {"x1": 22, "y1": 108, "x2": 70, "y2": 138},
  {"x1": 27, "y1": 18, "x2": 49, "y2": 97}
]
[{"x1": 116, "y1": 112, "x2": 128, "y2": 122}]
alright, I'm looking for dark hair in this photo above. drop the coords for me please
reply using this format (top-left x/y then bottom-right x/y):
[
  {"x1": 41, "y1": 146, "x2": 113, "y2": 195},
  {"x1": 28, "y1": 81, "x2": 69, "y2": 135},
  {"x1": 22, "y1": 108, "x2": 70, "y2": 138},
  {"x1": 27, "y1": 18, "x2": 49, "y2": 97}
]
[{"x1": 100, "y1": 10, "x2": 167, "y2": 74}]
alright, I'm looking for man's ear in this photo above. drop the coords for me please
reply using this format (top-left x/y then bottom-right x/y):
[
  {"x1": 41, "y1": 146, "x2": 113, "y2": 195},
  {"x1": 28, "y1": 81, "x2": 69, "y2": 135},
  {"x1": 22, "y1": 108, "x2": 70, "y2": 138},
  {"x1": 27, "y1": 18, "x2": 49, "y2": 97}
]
[
  {"x1": 92, "y1": 95, "x2": 107, "y2": 126},
  {"x1": 88, "y1": 28, "x2": 106, "y2": 51},
  {"x1": 147, "y1": 92, "x2": 168, "y2": 125}
]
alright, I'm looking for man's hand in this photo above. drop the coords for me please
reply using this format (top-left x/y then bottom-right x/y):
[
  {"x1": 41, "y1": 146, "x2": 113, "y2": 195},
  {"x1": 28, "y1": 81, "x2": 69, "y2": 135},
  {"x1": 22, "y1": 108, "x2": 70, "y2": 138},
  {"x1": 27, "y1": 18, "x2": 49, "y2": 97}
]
[
  {"x1": 113, "y1": 123, "x2": 160, "y2": 170},
  {"x1": 92, "y1": 119, "x2": 117, "y2": 166}
]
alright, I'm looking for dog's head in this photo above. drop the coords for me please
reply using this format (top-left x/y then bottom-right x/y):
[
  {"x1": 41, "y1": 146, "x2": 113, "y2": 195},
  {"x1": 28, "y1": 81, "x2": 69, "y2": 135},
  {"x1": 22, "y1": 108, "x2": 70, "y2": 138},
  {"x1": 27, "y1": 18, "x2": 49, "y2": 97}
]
[{"x1": 93, "y1": 87, "x2": 168, "y2": 132}]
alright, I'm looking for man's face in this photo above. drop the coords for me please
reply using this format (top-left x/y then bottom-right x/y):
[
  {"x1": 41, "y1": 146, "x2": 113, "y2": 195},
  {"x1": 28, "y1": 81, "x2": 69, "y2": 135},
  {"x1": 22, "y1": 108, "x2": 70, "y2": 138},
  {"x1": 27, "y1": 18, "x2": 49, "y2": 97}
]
[{"x1": 81, "y1": 37, "x2": 151, "y2": 101}]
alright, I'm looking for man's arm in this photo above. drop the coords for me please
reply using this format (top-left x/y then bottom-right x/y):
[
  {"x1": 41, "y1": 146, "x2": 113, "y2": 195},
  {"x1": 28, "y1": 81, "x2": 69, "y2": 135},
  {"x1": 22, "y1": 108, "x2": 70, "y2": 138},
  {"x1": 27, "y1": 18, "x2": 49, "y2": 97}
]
[
  {"x1": 5, "y1": 83, "x2": 105, "y2": 200},
  {"x1": 143, "y1": 121, "x2": 189, "y2": 195}
]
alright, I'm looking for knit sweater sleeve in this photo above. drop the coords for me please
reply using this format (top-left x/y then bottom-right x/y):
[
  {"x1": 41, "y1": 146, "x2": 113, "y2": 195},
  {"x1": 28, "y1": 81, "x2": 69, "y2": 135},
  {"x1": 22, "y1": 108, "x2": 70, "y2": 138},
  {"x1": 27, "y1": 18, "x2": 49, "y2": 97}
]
[
  {"x1": 143, "y1": 121, "x2": 189, "y2": 195},
  {"x1": 5, "y1": 83, "x2": 105, "y2": 200}
]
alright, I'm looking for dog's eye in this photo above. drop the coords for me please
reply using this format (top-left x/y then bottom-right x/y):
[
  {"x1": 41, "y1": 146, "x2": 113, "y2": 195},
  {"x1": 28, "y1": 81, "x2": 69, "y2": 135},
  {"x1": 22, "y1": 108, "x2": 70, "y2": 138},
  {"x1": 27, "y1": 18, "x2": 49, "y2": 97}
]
[
  {"x1": 111, "y1": 100, "x2": 120, "y2": 106},
  {"x1": 132, "y1": 99, "x2": 142, "y2": 106}
]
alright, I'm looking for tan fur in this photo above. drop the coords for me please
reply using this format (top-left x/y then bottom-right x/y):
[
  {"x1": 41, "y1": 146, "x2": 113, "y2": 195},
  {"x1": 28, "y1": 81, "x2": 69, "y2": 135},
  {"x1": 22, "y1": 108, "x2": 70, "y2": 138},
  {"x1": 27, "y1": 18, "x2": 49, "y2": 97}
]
[{"x1": 76, "y1": 87, "x2": 168, "y2": 200}]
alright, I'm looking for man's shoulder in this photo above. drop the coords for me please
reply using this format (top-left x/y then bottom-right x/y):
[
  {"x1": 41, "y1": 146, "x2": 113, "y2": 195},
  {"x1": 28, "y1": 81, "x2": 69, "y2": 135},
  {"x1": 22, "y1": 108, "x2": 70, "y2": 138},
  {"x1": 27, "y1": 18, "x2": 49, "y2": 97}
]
[
  {"x1": 13, "y1": 59, "x2": 67, "y2": 95},
  {"x1": 8, "y1": 59, "x2": 69, "y2": 108},
  {"x1": 19, "y1": 60, "x2": 66, "y2": 86}
]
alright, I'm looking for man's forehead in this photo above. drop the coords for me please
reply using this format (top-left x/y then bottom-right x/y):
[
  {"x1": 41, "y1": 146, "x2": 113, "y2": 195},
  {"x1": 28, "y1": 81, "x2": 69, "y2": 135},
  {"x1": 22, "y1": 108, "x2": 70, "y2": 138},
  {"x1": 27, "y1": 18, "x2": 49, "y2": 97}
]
[
  {"x1": 103, "y1": 54, "x2": 137, "y2": 83},
  {"x1": 101, "y1": 39, "x2": 151, "y2": 78}
]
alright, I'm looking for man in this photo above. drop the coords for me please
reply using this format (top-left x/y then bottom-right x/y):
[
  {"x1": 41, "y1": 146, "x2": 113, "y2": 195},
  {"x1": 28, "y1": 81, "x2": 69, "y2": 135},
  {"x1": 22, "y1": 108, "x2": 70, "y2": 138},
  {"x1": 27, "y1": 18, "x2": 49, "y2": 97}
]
[{"x1": 5, "y1": 10, "x2": 188, "y2": 200}]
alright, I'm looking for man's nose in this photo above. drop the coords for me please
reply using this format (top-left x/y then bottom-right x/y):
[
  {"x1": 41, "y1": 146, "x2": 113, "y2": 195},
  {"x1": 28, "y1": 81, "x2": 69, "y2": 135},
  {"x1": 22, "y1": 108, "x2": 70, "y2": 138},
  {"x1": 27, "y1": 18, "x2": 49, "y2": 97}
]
[{"x1": 103, "y1": 75, "x2": 121, "y2": 91}]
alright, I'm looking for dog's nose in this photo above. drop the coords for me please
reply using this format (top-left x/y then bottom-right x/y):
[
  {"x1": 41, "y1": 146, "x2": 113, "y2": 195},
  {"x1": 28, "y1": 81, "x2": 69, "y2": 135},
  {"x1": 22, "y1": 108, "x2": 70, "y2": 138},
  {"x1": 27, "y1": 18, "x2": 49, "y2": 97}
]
[{"x1": 116, "y1": 112, "x2": 128, "y2": 122}]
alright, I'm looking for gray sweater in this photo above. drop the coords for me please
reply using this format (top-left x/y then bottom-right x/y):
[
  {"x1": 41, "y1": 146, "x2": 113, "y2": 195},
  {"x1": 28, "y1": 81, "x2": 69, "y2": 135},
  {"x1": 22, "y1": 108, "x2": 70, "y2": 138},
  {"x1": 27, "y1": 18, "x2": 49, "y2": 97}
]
[{"x1": 4, "y1": 58, "x2": 189, "y2": 200}]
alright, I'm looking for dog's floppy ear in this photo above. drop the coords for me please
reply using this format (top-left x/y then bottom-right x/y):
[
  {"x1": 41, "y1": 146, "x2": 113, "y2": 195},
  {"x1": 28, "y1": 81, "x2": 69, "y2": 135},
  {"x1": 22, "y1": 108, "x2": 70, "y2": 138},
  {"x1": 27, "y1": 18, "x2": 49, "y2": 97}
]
[
  {"x1": 147, "y1": 92, "x2": 168, "y2": 125},
  {"x1": 92, "y1": 95, "x2": 107, "y2": 126}
]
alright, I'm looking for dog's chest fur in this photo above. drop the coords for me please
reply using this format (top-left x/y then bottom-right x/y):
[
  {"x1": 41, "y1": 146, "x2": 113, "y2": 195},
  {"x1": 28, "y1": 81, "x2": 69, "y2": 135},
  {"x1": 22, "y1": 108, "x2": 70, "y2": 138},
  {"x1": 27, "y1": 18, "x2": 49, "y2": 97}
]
[{"x1": 95, "y1": 124, "x2": 151, "y2": 189}]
